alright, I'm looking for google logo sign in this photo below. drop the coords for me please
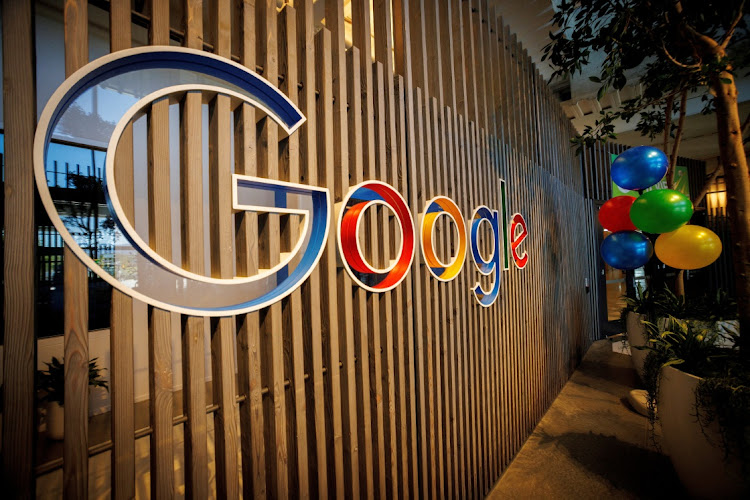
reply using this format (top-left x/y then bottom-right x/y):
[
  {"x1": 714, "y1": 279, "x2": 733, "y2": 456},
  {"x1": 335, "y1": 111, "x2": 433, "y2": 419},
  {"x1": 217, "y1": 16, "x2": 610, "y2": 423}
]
[
  {"x1": 34, "y1": 46, "x2": 528, "y2": 316},
  {"x1": 338, "y1": 180, "x2": 529, "y2": 307}
]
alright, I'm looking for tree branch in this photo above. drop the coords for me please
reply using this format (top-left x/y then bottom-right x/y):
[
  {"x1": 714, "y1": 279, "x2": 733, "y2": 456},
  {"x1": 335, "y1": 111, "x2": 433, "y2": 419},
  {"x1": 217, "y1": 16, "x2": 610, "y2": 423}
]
[
  {"x1": 668, "y1": 89, "x2": 689, "y2": 189},
  {"x1": 661, "y1": 41, "x2": 702, "y2": 69},
  {"x1": 673, "y1": 1, "x2": 722, "y2": 52},
  {"x1": 720, "y1": 0, "x2": 746, "y2": 50},
  {"x1": 694, "y1": 165, "x2": 723, "y2": 208}
]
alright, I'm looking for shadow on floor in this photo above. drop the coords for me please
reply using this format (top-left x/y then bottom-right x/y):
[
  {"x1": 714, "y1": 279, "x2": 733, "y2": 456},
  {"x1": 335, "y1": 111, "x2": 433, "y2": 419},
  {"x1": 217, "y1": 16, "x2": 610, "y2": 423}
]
[
  {"x1": 539, "y1": 430, "x2": 682, "y2": 498},
  {"x1": 488, "y1": 340, "x2": 687, "y2": 499}
]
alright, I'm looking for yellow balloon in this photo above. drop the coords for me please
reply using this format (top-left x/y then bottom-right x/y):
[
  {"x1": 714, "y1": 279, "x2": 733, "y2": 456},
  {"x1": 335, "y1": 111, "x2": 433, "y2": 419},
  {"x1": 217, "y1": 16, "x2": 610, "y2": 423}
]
[{"x1": 655, "y1": 225, "x2": 722, "y2": 270}]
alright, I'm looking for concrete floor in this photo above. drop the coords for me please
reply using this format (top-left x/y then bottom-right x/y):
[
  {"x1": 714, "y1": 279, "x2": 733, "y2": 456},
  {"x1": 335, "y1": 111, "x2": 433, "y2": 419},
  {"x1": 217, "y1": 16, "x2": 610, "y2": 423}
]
[{"x1": 488, "y1": 339, "x2": 686, "y2": 499}]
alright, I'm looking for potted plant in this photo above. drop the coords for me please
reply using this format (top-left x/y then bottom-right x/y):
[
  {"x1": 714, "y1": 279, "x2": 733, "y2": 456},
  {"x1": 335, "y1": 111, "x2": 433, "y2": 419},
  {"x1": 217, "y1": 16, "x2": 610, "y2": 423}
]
[
  {"x1": 643, "y1": 317, "x2": 749, "y2": 497},
  {"x1": 622, "y1": 284, "x2": 659, "y2": 381},
  {"x1": 37, "y1": 357, "x2": 108, "y2": 440},
  {"x1": 626, "y1": 287, "x2": 739, "y2": 380}
]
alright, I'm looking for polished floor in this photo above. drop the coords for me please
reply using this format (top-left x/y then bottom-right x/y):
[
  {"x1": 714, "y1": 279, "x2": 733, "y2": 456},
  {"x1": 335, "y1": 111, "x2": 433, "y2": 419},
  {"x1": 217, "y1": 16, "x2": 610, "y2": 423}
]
[{"x1": 488, "y1": 339, "x2": 686, "y2": 499}]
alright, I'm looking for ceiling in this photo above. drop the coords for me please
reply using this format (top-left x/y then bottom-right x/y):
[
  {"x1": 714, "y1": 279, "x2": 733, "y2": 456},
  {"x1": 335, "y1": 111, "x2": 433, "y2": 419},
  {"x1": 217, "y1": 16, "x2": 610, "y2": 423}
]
[{"x1": 614, "y1": 100, "x2": 750, "y2": 162}]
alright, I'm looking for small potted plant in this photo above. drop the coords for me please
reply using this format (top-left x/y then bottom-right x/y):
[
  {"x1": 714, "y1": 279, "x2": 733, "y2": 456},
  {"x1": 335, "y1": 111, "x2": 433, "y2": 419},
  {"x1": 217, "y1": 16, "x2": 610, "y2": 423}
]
[
  {"x1": 37, "y1": 357, "x2": 108, "y2": 440},
  {"x1": 642, "y1": 317, "x2": 748, "y2": 497}
]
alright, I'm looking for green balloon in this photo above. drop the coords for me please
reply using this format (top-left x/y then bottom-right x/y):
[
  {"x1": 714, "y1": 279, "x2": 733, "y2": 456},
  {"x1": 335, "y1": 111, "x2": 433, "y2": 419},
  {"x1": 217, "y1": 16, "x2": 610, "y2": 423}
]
[{"x1": 629, "y1": 189, "x2": 693, "y2": 234}]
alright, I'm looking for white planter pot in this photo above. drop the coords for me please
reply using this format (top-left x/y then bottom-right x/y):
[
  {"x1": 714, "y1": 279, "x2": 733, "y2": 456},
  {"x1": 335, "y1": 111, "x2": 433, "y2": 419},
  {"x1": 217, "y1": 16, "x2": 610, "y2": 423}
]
[
  {"x1": 46, "y1": 401, "x2": 64, "y2": 440},
  {"x1": 658, "y1": 365, "x2": 748, "y2": 498},
  {"x1": 626, "y1": 311, "x2": 648, "y2": 382}
]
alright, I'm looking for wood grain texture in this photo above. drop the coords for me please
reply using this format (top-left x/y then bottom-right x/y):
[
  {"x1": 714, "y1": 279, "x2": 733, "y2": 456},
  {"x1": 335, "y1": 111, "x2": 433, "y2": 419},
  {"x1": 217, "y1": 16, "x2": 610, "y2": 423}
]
[
  {"x1": 279, "y1": 6, "x2": 310, "y2": 498},
  {"x1": 63, "y1": 2, "x2": 89, "y2": 498},
  {"x1": 63, "y1": 248, "x2": 89, "y2": 500},
  {"x1": 208, "y1": 4, "x2": 239, "y2": 498},
  {"x1": 144, "y1": 4, "x2": 175, "y2": 498},
  {"x1": 208, "y1": 90, "x2": 240, "y2": 500},
  {"x1": 234, "y1": 1, "x2": 267, "y2": 497},
  {"x1": 295, "y1": 1, "x2": 329, "y2": 496},
  {"x1": 180, "y1": 84, "x2": 209, "y2": 498},
  {"x1": 179, "y1": 10, "x2": 210, "y2": 492},
  {"x1": 314, "y1": 28, "x2": 347, "y2": 498},
  {"x1": 344, "y1": 47, "x2": 374, "y2": 500},
  {"x1": 109, "y1": 2, "x2": 136, "y2": 483},
  {"x1": 1, "y1": 0, "x2": 36, "y2": 496},
  {"x1": 325, "y1": 1, "x2": 360, "y2": 497},
  {"x1": 256, "y1": 1, "x2": 289, "y2": 496},
  {"x1": 20, "y1": 3, "x2": 600, "y2": 498}
]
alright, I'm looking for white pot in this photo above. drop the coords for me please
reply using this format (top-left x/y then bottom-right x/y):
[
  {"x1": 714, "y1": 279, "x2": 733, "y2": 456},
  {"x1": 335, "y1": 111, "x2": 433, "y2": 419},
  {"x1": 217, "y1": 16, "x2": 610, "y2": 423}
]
[
  {"x1": 626, "y1": 311, "x2": 648, "y2": 382},
  {"x1": 46, "y1": 401, "x2": 64, "y2": 440},
  {"x1": 658, "y1": 365, "x2": 748, "y2": 498}
]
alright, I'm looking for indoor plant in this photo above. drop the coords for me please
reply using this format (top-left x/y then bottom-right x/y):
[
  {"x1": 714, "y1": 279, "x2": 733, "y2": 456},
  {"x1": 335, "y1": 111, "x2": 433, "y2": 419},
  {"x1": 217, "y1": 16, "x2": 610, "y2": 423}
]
[
  {"x1": 623, "y1": 284, "x2": 656, "y2": 381},
  {"x1": 643, "y1": 317, "x2": 748, "y2": 497},
  {"x1": 37, "y1": 356, "x2": 108, "y2": 440}
]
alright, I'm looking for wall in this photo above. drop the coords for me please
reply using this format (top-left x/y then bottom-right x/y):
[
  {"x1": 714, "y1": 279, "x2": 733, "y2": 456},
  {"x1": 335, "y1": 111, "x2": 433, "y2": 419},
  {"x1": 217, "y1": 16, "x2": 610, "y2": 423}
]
[{"x1": 1, "y1": 1, "x2": 597, "y2": 498}]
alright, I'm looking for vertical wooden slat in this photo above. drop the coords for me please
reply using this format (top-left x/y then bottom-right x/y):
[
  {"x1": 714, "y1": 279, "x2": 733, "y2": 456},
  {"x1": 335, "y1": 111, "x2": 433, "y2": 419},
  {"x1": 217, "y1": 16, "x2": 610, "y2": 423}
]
[
  {"x1": 256, "y1": 1, "x2": 288, "y2": 496},
  {"x1": 295, "y1": 0, "x2": 329, "y2": 496},
  {"x1": 146, "y1": 4, "x2": 175, "y2": 498},
  {"x1": 394, "y1": 72, "x2": 420, "y2": 499},
  {"x1": 371, "y1": 3, "x2": 402, "y2": 497},
  {"x1": 324, "y1": 1, "x2": 360, "y2": 497},
  {"x1": 181, "y1": 4, "x2": 209, "y2": 497},
  {"x1": 349, "y1": 4, "x2": 377, "y2": 497},
  {"x1": 452, "y1": 109, "x2": 469, "y2": 500},
  {"x1": 208, "y1": 2, "x2": 239, "y2": 496},
  {"x1": 109, "y1": 1, "x2": 136, "y2": 497},
  {"x1": 345, "y1": 46, "x2": 377, "y2": 499},
  {"x1": 234, "y1": 0, "x2": 267, "y2": 496},
  {"x1": 428, "y1": 97, "x2": 447, "y2": 500},
  {"x1": 412, "y1": 87, "x2": 433, "y2": 498},
  {"x1": 392, "y1": 4, "x2": 425, "y2": 496},
  {"x1": 63, "y1": 1, "x2": 89, "y2": 497},
  {"x1": 279, "y1": 6, "x2": 309, "y2": 498},
  {"x1": 314, "y1": 27, "x2": 346, "y2": 497},
  {"x1": 1, "y1": 0, "x2": 36, "y2": 496}
]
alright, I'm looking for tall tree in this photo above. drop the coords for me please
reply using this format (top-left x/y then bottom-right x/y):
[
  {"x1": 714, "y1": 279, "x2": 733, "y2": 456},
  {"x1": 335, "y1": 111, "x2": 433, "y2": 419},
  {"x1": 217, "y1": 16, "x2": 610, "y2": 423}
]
[{"x1": 543, "y1": 0, "x2": 750, "y2": 344}]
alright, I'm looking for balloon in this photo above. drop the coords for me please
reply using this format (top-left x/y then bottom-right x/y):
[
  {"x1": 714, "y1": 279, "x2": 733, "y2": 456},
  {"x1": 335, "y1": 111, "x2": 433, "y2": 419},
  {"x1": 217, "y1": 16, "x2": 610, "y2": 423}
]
[
  {"x1": 629, "y1": 189, "x2": 693, "y2": 233},
  {"x1": 599, "y1": 196, "x2": 638, "y2": 232},
  {"x1": 655, "y1": 225, "x2": 722, "y2": 270},
  {"x1": 611, "y1": 146, "x2": 668, "y2": 190},
  {"x1": 600, "y1": 231, "x2": 653, "y2": 270}
]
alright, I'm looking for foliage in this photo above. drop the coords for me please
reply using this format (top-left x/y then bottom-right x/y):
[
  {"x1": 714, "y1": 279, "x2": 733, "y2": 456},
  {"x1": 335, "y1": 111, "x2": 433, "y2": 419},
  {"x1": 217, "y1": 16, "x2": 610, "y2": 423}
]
[
  {"x1": 695, "y1": 366, "x2": 750, "y2": 469},
  {"x1": 64, "y1": 173, "x2": 116, "y2": 262},
  {"x1": 690, "y1": 289, "x2": 740, "y2": 322},
  {"x1": 542, "y1": 0, "x2": 749, "y2": 154},
  {"x1": 623, "y1": 285, "x2": 738, "y2": 325},
  {"x1": 37, "y1": 357, "x2": 108, "y2": 406},
  {"x1": 641, "y1": 316, "x2": 748, "y2": 465}
]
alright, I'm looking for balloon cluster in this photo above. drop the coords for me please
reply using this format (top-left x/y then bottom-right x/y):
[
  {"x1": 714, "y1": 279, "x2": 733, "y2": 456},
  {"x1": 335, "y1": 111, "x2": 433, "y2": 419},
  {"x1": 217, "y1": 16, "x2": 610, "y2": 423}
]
[{"x1": 600, "y1": 146, "x2": 722, "y2": 270}]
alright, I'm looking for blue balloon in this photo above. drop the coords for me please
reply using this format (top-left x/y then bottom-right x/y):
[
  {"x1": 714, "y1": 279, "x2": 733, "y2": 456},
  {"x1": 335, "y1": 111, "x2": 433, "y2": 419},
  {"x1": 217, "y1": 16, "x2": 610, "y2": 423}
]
[
  {"x1": 612, "y1": 146, "x2": 668, "y2": 191},
  {"x1": 601, "y1": 231, "x2": 653, "y2": 270}
]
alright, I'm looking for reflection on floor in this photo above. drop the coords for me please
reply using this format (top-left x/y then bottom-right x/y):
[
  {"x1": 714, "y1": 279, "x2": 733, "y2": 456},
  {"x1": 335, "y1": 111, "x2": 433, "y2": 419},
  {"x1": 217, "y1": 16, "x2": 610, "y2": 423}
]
[
  {"x1": 606, "y1": 280, "x2": 627, "y2": 321},
  {"x1": 488, "y1": 339, "x2": 685, "y2": 499}
]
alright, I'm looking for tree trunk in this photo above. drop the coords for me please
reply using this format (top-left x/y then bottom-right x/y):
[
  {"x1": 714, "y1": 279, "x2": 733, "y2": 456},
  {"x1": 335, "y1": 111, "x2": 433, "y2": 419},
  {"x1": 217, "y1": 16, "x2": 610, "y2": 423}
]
[{"x1": 711, "y1": 73, "x2": 750, "y2": 346}]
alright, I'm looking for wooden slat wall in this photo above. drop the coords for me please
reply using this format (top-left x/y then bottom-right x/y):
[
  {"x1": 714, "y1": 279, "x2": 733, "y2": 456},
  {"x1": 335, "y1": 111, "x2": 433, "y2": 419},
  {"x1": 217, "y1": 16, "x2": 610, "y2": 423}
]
[{"x1": 1, "y1": 1, "x2": 599, "y2": 498}]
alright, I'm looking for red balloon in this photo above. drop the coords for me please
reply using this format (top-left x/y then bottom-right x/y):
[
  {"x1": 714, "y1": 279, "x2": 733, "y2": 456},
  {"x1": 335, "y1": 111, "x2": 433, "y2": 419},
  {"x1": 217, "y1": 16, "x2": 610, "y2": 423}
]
[{"x1": 599, "y1": 196, "x2": 638, "y2": 232}]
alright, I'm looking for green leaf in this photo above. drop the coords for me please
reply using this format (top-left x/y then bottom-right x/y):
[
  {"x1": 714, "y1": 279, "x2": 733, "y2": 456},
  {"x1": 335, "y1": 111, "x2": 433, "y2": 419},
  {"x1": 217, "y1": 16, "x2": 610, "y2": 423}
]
[{"x1": 719, "y1": 77, "x2": 732, "y2": 84}]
